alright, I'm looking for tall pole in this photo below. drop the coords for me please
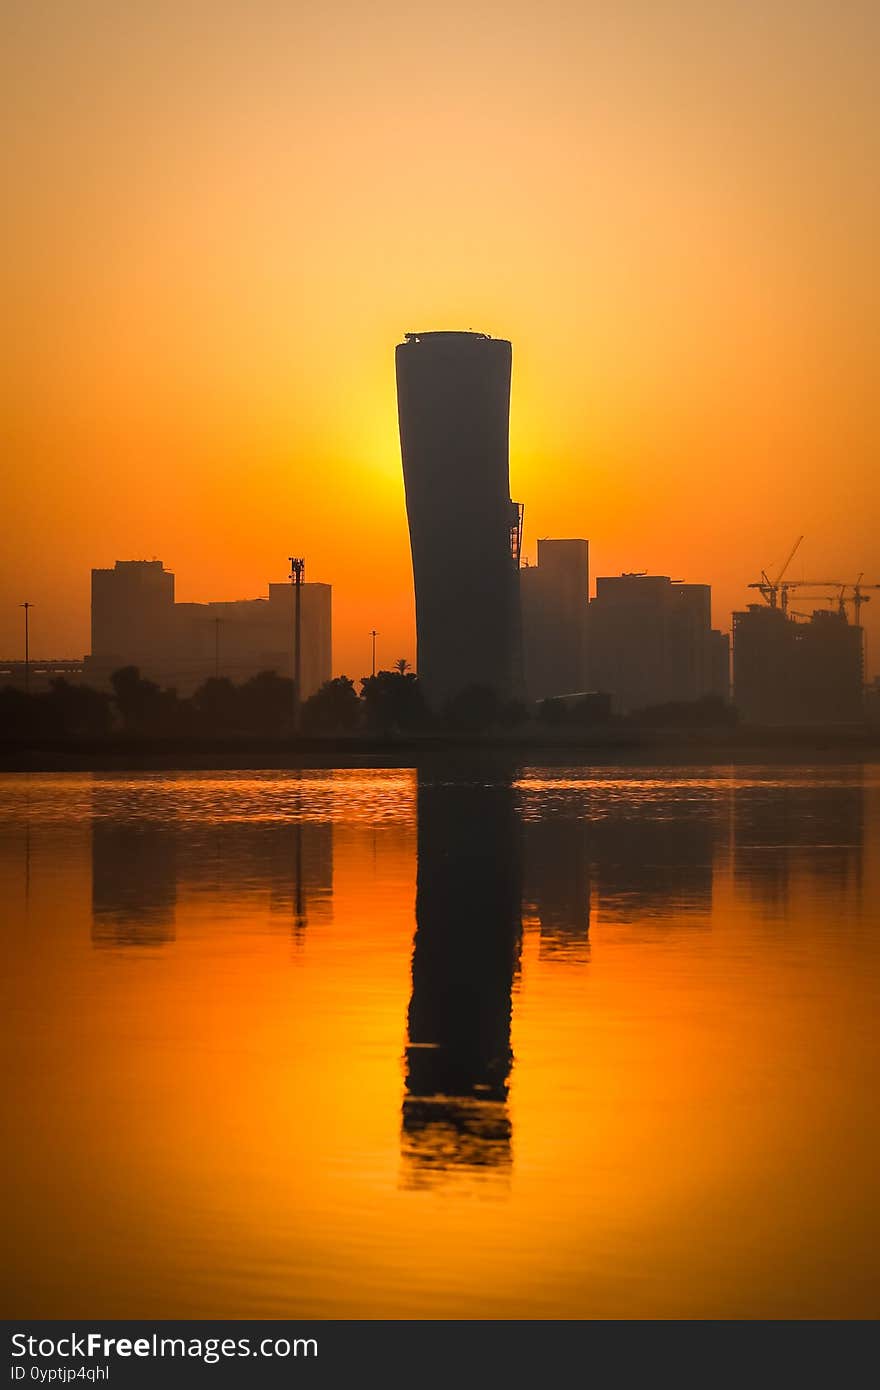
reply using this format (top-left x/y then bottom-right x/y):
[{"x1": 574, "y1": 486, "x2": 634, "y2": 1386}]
[
  {"x1": 370, "y1": 629, "x2": 378, "y2": 677},
  {"x1": 289, "y1": 557, "x2": 305, "y2": 733},
  {"x1": 21, "y1": 602, "x2": 33, "y2": 695},
  {"x1": 213, "y1": 617, "x2": 221, "y2": 680}
]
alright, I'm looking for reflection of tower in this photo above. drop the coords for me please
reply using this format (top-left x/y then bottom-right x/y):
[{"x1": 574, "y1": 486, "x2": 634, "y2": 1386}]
[
  {"x1": 402, "y1": 771, "x2": 522, "y2": 1186},
  {"x1": 522, "y1": 817, "x2": 590, "y2": 961},
  {"x1": 91, "y1": 822, "x2": 177, "y2": 947}
]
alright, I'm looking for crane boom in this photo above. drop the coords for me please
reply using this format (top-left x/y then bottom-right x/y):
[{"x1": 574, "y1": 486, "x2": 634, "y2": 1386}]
[
  {"x1": 774, "y1": 534, "x2": 803, "y2": 586},
  {"x1": 748, "y1": 535, "x2": 805, "y2": 609}
]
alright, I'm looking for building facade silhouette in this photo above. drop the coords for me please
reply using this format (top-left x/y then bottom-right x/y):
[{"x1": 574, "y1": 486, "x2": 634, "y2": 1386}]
[
  {"x1": 85, "y1": 559, "x2": 331, "y2": 695},
  {"x1": 520, "y1": 538, "x2": 589, "y2": 702},
  {"x1": 589, "y1": 573, "x2": 728, "y2": 714},
  {"x1": 733, "y1": 604, "x2": 863, "y2": 724},
  {"x1": 396, "y1": 331, "x2": 523, "y2": 708}
]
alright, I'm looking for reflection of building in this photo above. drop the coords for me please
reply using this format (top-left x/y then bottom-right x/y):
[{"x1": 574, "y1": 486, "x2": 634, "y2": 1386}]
[
  {"x1": 178, "y1": 822, "x2": 334, "y2": 930},
  {"x1": 85, "y1": 559, "x2": 331, "y2": 696},
  {"x1": 522, "y1": 817, "x2": 590, "y2": 960},
  {"x1": 401, "y1": 773, "x2": 522, "y2": 1184},
  {"x1": 396, "y1": 331, "x2": 523, "y2": 708},
  {"x1": 589, "y1": 574, "x2": 728, "y2": 713},
  {"x1": 91, "y1": 822, "x2": 177, "y2": 947},
  {"x1": 732, "y1": 779, "x2": 863, "y2": 914},
  {"x1": 589, "y1": 800, "x2": 716, "y2": 922},
  {"x1": 520, "y1": 539, "x2": 589, "y2": 702},
  {"x1": 266, "y1": 823, "x2": 333, "y2": 928},
  {"x1": 90, "y1": 812, "x2": 333, "y2": 946},
  {"x1": 733, "y1": 605, "x2": 864, "y2": 724}
]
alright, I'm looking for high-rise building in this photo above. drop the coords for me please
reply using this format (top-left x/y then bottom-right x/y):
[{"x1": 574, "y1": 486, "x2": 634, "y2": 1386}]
[
  {"x1": 396, "y1": 331, "x2": 523, "y2": 708},
  {"x1": 85, "y1": 559, "x2": 331, "y2": 695},
  {"x1": 589, "y1": 573, "x2": 727, "y2": 713},
  {"x1": 520, "y1": 538, "x2": 589, "y2": 702},
  {"x1": 733, "y1": 604, "x2": 864, "y2": 724},
  {"x1": 666, "y1": 583, "x2": 712, "y2": 703},
  {"x1": 731, "y1": 605, "x2": 790, "y2": 724},
  {"x1": 709, "y1": 629, "x2": 731, "y2": 704}
]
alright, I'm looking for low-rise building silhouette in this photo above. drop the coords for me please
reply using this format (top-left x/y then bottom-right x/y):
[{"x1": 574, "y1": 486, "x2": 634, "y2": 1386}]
[{"x1": 84, "y1": 559, "x2": 331, "y2": 695}]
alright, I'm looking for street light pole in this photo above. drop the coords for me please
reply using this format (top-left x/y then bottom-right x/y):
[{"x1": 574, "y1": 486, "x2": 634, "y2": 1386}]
[
  {"x1": 289, "y1": 557, "x2": 305, "y2": 733},
  {"x1": 21, "y1": 602, "x2": 33, "y2": 695},
  {"x1": 370, "y1": 629, "x2": 378, "y2": 677}
]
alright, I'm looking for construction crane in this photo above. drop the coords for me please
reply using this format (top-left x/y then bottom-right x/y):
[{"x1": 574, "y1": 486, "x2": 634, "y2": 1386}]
[
  {"x1": 748, "y1": 534, "x2": 804, "y2": 609},
  {"x1": 786, "y1": 581, "x2": 878, "y2": 629},
  {"x1": 779, "y1": 578, "x2": 846, "y2": 614},
  {"x1": 849, "y1": 576, "x2": 880, "y2": 626},
  {"x1": 791, "y1": 578, "x2": 880, "y2": 624}
]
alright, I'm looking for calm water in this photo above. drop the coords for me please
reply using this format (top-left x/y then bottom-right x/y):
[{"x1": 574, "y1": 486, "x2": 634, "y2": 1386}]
[{"x1": 2, "y1": 764, "x2": 879, "y2": 1319}]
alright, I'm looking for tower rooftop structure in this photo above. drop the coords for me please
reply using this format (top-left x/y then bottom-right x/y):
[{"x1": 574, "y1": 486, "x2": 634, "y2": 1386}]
[{"x1": 403, "y1": 330, "x2": 492, "y2": 342}]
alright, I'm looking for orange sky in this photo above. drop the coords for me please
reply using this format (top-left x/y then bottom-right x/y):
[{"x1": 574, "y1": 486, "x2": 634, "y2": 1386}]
[{"x1": 2, "y1": 1, "x2": 878, "y2": 677}]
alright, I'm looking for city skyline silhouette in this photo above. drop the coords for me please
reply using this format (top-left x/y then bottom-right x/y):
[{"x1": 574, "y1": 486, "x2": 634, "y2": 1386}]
[{"x1": 3, "y1": 4, "x2": 878, "y2": 681}]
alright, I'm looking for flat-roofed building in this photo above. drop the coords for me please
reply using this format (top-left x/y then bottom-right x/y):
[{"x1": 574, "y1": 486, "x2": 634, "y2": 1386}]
[
  {"x1": 521, "y1": 538, "x2": 589, "y2": 702},
  {"x1": 84, "y1": 560, "x2": 331, "y2": 696},
  {"x1": 589, "y1": 572, "x2": 726, "y2": 714},
  {"x1": 733, "y1": 604, "x2": 864, "y2": 724}
]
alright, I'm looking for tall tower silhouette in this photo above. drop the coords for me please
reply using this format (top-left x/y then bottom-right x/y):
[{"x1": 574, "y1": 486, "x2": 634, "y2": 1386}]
[{"x1": 396, "y1": 331, "x2": 523, "y2": 708}]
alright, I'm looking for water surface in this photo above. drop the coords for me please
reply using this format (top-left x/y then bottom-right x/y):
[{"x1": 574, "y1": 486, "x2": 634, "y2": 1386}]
[{"x1": 2, "y1": 764, "x2": 878, "y2": 1318}]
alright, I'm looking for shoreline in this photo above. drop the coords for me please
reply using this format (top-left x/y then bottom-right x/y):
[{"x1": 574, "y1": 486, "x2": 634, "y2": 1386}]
[{"x1": 1, "y1": 728, "x2": 878, "y2": 772}]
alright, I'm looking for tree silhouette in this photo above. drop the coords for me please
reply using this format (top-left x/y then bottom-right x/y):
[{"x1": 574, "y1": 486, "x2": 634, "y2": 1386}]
[
  {"x1": 46, "y1": 677, "x2": 112, "y2": 737},
  {"x1": 442, "y1": 684, "x2": 501, "y2": 734},
  {"x1": 302, "y1": 676, "x2": 360, "y2": 732},
  {"x1": 191, "y1": 676, "x2": 239, "y2": 734},
  {"x1": 111, "y1": 666, "x2": 165, "y2": 733},
  {"x1": 360, "y1": 669, "x2": 426, "y2": 733},
  {"x1": 238, "y1": 670, "x2": 294, "y2": 735}
]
